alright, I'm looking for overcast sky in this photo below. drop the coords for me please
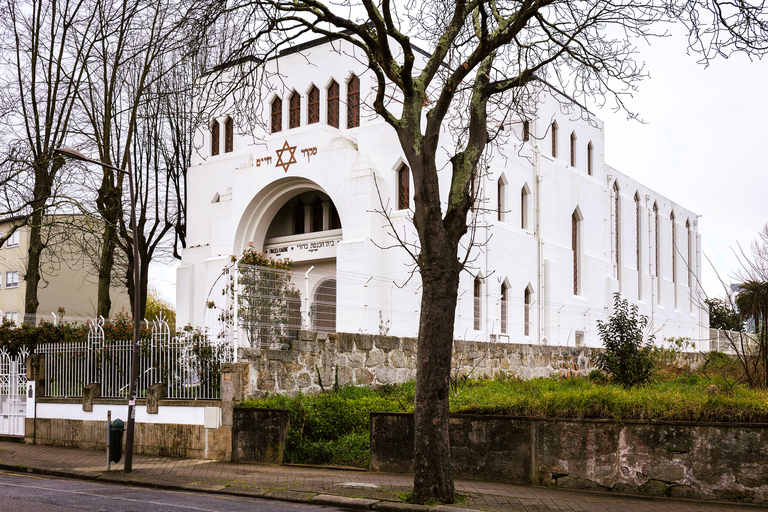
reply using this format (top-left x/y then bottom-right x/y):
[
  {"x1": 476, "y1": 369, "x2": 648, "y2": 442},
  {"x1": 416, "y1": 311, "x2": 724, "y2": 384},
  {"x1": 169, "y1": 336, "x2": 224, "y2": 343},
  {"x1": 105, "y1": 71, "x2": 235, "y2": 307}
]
[{"x1": 150, "y1": 27, "x2": 768, "y2": 306}]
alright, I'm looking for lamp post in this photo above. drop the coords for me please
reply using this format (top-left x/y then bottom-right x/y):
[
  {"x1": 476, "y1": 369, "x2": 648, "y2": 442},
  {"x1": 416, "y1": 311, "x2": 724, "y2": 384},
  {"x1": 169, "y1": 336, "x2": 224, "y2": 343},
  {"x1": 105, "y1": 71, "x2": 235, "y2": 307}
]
[{"x1": 54, "y1": 147, "x2": 141, "y2": 473}]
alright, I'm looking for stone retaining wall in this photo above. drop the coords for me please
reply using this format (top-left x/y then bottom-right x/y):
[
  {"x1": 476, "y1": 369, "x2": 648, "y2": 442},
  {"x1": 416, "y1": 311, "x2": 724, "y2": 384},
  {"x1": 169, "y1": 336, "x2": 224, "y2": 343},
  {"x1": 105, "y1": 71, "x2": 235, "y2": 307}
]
[
  {"x1": 239, "y1": 331, "x2": 601, "y2": 397},
  {"x1": 370, "y1": 412, "x2": 768, "y2": 504}
]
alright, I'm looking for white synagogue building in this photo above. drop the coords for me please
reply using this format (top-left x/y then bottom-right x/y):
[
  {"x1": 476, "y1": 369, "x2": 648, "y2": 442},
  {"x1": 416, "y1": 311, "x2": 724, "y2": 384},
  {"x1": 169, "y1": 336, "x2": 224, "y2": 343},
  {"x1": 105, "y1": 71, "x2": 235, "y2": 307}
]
[{"x1": 176, "y1": 35, "x2": 709, "y2": 349}]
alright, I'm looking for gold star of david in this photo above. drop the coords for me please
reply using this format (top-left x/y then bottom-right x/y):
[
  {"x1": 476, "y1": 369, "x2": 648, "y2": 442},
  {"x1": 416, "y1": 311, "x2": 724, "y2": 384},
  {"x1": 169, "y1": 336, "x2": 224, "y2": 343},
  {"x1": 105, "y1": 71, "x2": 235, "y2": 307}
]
[{"x1": 275, "y1": 140, "x2": 297, "y2": 173}]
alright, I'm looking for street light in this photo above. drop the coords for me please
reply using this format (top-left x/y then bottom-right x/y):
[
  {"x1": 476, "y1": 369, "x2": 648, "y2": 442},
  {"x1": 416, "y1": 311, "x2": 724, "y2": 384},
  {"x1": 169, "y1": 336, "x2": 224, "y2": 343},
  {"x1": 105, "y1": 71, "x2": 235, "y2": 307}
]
[{"x1": 54, "y1": 147, "x2": 141, "y2": 473}]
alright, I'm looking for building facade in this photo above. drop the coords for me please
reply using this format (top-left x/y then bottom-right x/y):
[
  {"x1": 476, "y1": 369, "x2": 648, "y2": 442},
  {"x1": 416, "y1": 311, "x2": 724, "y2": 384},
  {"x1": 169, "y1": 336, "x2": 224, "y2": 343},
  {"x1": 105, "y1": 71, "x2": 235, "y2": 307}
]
[
  {"x1": 0, "y1": 217, "x2": 131, "y2": 324},
  {"x1": 177, "y1": 36, "x2": 708, "y2": 348}
]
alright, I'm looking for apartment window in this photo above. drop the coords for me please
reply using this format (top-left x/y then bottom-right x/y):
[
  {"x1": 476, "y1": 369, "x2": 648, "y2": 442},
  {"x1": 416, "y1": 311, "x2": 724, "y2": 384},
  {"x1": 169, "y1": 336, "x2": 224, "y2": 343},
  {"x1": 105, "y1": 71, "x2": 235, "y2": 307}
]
[
  {"x1": 551, "y1": 121, "x2": 558, "y2": 158},
  {"x1": 347, "y1": 74, "x2": 360, "y2": 128},
  {"x1": 474, "y1": 276, "x2": 482, "y2": 331},
  {"x1": 587, "y1": 141, "x2": 593, "y2": 176},
  {"x1": 570, "y1": 131, "x2": 577, "y2": 167},
  {"x1": 500, "y1": 283, "x2": 508, "y2": 334},
  {"x1": 210, "y1": 119, "x2": 220, "y2": 156},
  {"x1": 307, "y1": 85, "x2": 319, "y2": 124},
  {"x1": 613, "y1": 181, "x2": 620, "y2": 281},
  {"x1": 524, "y1": 287, "x2": 531, "y2": 336},
  {"x1": 327, "y1": 80, "x2": 339, "y2": 128},
  {"x1": 288, "y1": 91, "x2": 301, "y2": 129},
  {"x1": 522, "y1": 120, "x2": 530, "y2": 142},
  {"x1": 6, "y1": 270, "x2": 19, "y2": 288},
  {"x1": 3, "y1": 311, "x2": 17, "y2": 326},
  {"x1": 5, "y1": 230, "x2": 19, "y2": 248},
  {"x1": 271, "y1": 97, "x2": 282, "y2": 133},
  {"x1": 572, "y1": 210, "x2": 580, "y2": 295},
  {"x1": 397, "y1": 164, "x2": 410, "y2": 210},
  {"x1": 224, "y1": 117, "x2": 234, "y2": 153}
]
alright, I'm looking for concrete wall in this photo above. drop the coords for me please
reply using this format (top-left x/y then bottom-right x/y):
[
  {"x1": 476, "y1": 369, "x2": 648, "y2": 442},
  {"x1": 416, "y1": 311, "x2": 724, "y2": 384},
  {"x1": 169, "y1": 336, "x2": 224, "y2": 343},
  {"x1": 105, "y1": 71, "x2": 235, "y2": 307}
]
[
  {"x1": 370, "y1": 413, "x2": 768, "y2": 504},
  {"x1": 232, "y1": 408, "x2": 290, "y2": 463},
  {"x1": 240, "y1": 331, "x2": 600, "y2": 397}
]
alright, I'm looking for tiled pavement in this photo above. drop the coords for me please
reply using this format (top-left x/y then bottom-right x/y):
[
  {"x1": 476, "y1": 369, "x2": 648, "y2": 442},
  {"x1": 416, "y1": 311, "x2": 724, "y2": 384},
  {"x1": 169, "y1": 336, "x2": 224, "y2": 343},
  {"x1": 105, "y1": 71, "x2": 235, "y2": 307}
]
[{"x1": 0, "y1": 440, "x2": 764, "y2": 512}]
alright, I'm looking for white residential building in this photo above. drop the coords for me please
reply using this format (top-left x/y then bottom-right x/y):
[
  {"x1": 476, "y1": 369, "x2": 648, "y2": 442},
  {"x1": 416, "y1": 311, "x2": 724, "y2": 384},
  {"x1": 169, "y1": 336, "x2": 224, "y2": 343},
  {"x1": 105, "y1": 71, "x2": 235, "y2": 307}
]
[{"x1": 177, "y1": 35, "x2": 708, "y2": 348}]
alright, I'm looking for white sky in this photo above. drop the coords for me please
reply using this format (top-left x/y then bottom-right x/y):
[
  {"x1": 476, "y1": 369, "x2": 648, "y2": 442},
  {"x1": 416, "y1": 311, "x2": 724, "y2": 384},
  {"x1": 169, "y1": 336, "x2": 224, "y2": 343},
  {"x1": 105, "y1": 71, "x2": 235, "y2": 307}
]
[{"x1": 149, "y1": 27, "x2": 768, "y2": 308}]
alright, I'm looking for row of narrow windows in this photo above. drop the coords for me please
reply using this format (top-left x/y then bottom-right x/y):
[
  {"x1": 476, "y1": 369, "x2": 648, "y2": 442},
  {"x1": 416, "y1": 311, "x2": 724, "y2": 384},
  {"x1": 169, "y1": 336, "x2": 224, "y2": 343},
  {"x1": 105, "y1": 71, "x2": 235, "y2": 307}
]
[
  {"x1": 522, "y1": 120, "x2": 593, "y2": 175},
  {"x1": 474, "y1": 278, "x2": 532, "y2": 336},
  {"x1": 210, "y1": 117, "x2": 234, "y2": 156},
  {"x1": 271, "y1": 75, "x2": 360, "y2": 134}
]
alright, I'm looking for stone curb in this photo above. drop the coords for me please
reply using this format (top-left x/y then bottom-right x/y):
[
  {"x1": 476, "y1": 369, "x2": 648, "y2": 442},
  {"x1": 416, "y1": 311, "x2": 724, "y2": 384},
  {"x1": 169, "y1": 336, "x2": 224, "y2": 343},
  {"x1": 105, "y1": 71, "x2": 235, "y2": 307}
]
[{"x1": 311, "y1": 494, "x2": 379, "y2": 509}]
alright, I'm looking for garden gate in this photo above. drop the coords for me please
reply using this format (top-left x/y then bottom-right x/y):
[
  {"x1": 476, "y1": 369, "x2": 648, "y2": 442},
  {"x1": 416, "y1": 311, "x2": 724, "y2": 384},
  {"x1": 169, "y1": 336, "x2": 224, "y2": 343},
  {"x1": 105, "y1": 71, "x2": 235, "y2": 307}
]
[{"x1": 0, "y1": 347, "x2": 28, "y2": 436}]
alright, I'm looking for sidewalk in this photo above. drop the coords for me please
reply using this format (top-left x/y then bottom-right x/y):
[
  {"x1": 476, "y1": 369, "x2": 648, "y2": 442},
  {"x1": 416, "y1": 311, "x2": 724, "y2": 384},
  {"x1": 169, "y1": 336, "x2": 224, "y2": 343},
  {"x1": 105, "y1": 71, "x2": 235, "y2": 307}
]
[{"x1": 0, "y1": 440, "x2": 763, "y2": 512}]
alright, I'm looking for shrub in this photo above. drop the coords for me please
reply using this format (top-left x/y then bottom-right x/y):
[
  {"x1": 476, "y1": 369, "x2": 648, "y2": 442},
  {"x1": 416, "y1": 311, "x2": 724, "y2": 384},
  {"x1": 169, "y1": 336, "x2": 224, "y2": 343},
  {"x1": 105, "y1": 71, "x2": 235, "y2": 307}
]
[{"x1": 593, "y1": 293, "x2": 655, "y2": 388}]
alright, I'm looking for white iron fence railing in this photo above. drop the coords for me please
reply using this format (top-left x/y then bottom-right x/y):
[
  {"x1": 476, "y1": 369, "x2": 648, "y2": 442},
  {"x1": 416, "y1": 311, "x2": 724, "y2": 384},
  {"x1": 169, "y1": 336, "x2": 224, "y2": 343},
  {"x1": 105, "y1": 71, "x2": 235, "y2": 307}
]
[
  {"x1": 708, "y1": 328, "x2": 760, "y2": 355},
  {"x1": 35, "y1": 318, "x2": 233, "y2": 399}
]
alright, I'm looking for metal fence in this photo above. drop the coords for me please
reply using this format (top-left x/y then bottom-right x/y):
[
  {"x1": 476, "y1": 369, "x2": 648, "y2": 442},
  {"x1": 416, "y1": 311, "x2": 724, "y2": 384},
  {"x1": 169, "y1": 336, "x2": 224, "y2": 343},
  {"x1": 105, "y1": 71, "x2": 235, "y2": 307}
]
[
  {"x1": 36, "y1": 318, "x2": 233, "y2": 399},
  {"x1": 708, "y1": 328, "x2": 759, "y2": 354}
]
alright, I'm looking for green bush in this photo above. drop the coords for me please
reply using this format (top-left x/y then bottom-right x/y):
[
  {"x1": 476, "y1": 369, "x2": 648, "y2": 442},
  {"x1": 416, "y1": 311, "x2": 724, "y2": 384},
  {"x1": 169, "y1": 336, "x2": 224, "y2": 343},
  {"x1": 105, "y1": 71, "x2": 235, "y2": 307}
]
[{"x1": 593, "y1": 293, "x2": 655, "y2": 388}]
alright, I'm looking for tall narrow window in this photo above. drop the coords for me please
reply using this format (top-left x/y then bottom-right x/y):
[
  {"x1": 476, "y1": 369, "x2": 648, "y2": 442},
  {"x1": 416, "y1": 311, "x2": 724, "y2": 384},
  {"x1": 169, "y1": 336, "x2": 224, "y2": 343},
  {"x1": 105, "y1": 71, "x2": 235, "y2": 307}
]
[
  {"x1": 293, "y1": 200, "x2": 305, "y2": 235},
  {"x1": 347, "y1": 74, "x2": 360, "y2": 128},
  {"x1": 613, "y1": 182, "x2": 620, "y2": 281},
  {"x1": 686, "y1": 219, "x2": 692, "y2": 289},
  {"x1": 635, "y1": 192, "x2": 642, "y2": 300},
  {"x1": 570, "y1": 131, "x2": 577, "y2": 167},
  {"x1": 671, "y1": 212, "x2": 677, "y2": 283},
  {"x1": 500, "y1": 283, "x2": 508, "y2": 334},
  {"x1": 474, "y1": 277, "x2": 482, "y2": 331},
  {"x1": 224, "y1": 117, "x2": 234, "y2": 153},
  {"x1": 524, "y1": 287, "x2": 531, "y2": 336},
  {"x1": 572, "y1": 210, "x2": 580, "y2": 295},
  {"x1": 271, "y1": 97, "x2": 282, "y2": 133},
  {"x1": 312, "y1": 197, "x2": 324, "y2": 232},
  {"x1": 521, "y1": 185, "x2": 530, "y2": 230},
  {"x1": 307, "y1": 85, "x2": 319, "y2": 124},
  {"x1": 587, "y1": 141, "x2": 593, "y2": 176},
  {"x1": 210, "y1": 119, "x2": 220, "y2": 156},
  {"x1": 289, "y1": 91, "x2": 301, "y2": 129},
  {"x1": 327, "y1": 80, "x2": 339, "y2": 128},
  {"x1": 522, "y1": 120, "x2": 530, "y2": 142},
  {"x1": 551, "y1": 121, "x2": 558, "y2": 158},
  {"x1": 397, "y1": 164, "x2": 410, "y2": 210},
  {"x1": 497, "y1": 178, "x2": 506, "y2": 222},
  {"x1": 654, "y1": 202, "x2": 660, "y2": 305}
]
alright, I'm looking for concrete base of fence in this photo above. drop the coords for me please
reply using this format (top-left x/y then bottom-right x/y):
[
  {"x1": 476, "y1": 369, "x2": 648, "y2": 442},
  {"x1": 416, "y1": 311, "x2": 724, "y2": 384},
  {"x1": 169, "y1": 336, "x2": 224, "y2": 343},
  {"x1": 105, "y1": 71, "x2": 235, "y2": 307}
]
[
  {"x1": 232, "y1": 408, "x2": 290, "y2": 463},
  {"x1": 82, "y1": 383, "x2": 100, "y2": 412},
  {"x1": 370, "y1": 412, "x2": 768, "y2": 504}
]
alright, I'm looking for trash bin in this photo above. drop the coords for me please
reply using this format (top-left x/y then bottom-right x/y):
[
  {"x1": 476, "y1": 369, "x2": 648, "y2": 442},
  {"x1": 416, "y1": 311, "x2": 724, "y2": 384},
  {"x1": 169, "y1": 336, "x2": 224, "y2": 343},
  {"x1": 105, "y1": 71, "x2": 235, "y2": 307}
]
[{"x1": 109, "y1": 418, "x2": 125, "y2": 463}]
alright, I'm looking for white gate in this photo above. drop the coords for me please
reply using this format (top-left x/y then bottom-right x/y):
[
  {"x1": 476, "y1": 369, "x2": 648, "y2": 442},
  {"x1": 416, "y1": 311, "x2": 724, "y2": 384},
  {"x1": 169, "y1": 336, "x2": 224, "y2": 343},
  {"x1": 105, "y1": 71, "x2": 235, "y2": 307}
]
[{"x1": 0, "y1": 347, "x2": 28, "y2": 437}]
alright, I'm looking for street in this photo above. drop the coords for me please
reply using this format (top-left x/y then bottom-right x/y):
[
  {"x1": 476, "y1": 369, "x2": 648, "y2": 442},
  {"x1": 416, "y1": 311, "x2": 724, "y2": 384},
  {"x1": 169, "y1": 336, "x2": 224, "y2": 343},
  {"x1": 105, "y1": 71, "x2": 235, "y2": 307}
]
[{"x1": 0, "y1": 470, "x2": 352, "y2": 512}]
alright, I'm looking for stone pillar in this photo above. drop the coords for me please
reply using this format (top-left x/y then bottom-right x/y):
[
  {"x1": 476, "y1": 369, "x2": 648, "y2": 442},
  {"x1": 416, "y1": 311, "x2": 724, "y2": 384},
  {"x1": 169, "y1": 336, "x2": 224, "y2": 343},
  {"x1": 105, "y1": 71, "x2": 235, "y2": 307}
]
[
  {"x1": 221, "y1": 362, "x2": 249, "y2": 427},
  {"x1": 83, "y1": 383, "x2": 100, "y2": 412},
  {"x1": 146, "y1": 383, "x2": 167, "y2": 414},
  {"x1": 25, "y1": 354, "x2": 45, "y2": 444}
]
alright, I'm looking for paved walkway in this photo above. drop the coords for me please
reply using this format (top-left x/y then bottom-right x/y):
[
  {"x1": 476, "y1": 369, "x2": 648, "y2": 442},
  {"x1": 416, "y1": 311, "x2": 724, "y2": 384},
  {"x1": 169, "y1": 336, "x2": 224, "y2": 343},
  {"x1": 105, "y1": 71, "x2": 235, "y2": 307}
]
[{"x1": 0, "y1": 440, "x2": 764, "y2": 512}]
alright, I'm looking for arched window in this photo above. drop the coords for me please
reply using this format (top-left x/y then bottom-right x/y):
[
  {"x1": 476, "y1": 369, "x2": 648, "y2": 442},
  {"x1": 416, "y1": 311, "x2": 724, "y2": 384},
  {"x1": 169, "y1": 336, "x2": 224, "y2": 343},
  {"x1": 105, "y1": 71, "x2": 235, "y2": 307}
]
[
  {"x1": 289, "y1": 91, "x2": 301, "y2": 129},
  {"x1": 474, "y1": 276, "x2": 482, "y2": 331},
  {"x1": 635, "y1": 192, "x2": 642, "y2": 300},
  {"x1": 521, "y1": 184, "x2": 530, "y2": 230},
  {"x1": 587, "y1": 141, "x2": 593, "y2": 176},
  {"x1": 293, "y1": 200, "x2": 305, "y2": 235},
  {"x1": 686, "y1": 219, "x2": 692, "y2": 289},
  {"x1": 572, "y1": 210, "x2": 581, "y2": 295},
  {"x1": 500, "y1": 282, "x2": 508, "y2": 334},
  {"x1": 210, "y1": 119, "x2": 220, "y2": 156},
  {"x1": 497, "y1": 177, "x2": 507, "y2": 222},
  {"x1": 671, "y1": 211, "x2": 677, "y2": 308},
  {"x1": 307, "y1": 85, "x2": 319, "y2": 124},
  {"x1": 314, "y1": 279, "x2": 337, "y2": 332},
  {"x1": 551, "y1": 121, "x2": 558, "y2": 158},
  {"x1": 347, "y1": 74, "x2": 360, "y2": 128},
  {"x1": 522, "y1": 120, "x2": 530, "y2": 142},
  {"x1": 524, "y1": 287, "x2": 531, "y2": 336},
  {"x1": 224, "y1": 117, "x2": 234, "y2": 153},
  {"x1": 613, "y1": 182, "x2": 620, "y2": 281},
  {"x1": 653, "y1": 202, "x2": 660, "y2": 304},
  {"x1": 271, "y1": 97, "x2": 282, "y2": 133},
  {"x1": 327, "y1": 80, "x2": 339, "y2": 128},
  {"x1": 397, "y1": 164, "x2": 410, "y2": 210},
  {"x1": 570, "y1": 131, "x2": 577, "y2": 167}
]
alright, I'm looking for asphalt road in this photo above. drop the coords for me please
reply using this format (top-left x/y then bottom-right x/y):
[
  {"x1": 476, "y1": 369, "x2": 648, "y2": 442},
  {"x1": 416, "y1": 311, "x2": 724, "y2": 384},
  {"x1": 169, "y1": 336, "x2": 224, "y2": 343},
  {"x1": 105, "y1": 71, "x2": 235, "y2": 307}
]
[{"x1": 0, "y1": 470, "x2": 353, "y2": 512}]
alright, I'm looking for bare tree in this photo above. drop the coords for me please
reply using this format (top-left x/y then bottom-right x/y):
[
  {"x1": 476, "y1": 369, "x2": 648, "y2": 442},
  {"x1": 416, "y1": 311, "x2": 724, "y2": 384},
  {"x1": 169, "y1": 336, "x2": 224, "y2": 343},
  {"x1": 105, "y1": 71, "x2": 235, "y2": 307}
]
[
  {"x1": 205, "y1": 0, "x2": 768, "y2": 503},
  {"x1": 0, "y1": 0, "x2": 96, "y2": 323}
]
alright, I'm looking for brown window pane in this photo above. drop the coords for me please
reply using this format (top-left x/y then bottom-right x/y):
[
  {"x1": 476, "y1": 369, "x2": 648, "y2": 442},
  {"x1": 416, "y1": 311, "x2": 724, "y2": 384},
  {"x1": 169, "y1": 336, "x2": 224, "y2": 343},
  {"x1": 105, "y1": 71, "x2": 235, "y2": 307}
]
[
  {"x1": 551, "y1": 122, "x2": 558, "y2": 158},
  {"x1": 347, "y1": 75, "x2": 360, "y2": 128},
  {"x1": 522, "y1": 120, "x2": 529, "y2": 142},
  {"x1": 501, "y1": 284, "x2": 508, "y2": 334},
  {"x1": 308, "y1": 86, "x2": 319, "y2": 124},
  {"x1": 570, "y1": 132, "x2": 576, "y2": 167},
  {"x1": 210, "y1": 120, "x2": 220, "y2": 156},
  {"x1": 397, "y1": 165, "x2": 409, "y2": 210},
  {"x1": 271, "y1": 97, "x2": 282, "y2": 133},
  {"x1": 524, "y1": 288, "x2": 531, "y2": 336},
  {"x1": 572, "y1": 212, "x2": 579, "y2": 295},
  {"x1": 224, "y1": 118, "x2": 233, "y2": 153},
  {"x1": 312, "y1": 197, "x2": 323, "y2": 232},
  {"x1": 289, "y1": 91, "x2": 301, "y2": 129},
  {"x1": 327, "y1": 80, "x2": 339, "y2": 128},
  {"x1": 293, "y1": 200, "x2": 304, "y2": 235},
  {"x1": 587, "y1": 142, "x2": 593, "y2": 176}
]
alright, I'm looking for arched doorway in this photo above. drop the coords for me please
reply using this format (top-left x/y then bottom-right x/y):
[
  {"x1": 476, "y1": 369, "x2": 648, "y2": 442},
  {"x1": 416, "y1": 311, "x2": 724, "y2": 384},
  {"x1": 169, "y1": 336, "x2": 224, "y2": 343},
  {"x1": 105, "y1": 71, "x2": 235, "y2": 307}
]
[{"x1": 313, "y1": 279, "x2": 336, "y2": 332}]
